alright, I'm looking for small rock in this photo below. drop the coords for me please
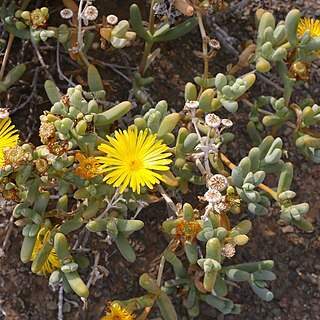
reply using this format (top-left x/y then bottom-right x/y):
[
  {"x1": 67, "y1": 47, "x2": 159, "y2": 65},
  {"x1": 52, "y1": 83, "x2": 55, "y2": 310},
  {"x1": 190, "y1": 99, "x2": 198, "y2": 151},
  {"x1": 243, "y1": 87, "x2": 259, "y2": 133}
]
[
  {"x1": 47, "y1": 301, "x2": 58, "y2": 310},
  {"x1": 63, "y1": 302, "x2": 71, "y2": 313},
  {"x1": 281, "y1": 225, "x2": 294, "y2": 233},
  {"x1": 278, "y1": 262, "x2": 289, "y2": 272},
  {"x1": 272, "y1": 307, "x2": 281, "y2": 316}
]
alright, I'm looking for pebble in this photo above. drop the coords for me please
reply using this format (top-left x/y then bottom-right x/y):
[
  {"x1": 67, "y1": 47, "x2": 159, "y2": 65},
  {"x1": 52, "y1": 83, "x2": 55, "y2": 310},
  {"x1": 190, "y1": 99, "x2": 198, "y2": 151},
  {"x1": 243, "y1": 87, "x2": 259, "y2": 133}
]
[
  {"x1": 272, "y1": 307, "x2": 281, "y2": 316},
  {"x1": 281, "y1": 225, "x2": 294, "y2": 233},
  {"x1": 278, "y1": 262, "x2": 289, "y2": 272}
]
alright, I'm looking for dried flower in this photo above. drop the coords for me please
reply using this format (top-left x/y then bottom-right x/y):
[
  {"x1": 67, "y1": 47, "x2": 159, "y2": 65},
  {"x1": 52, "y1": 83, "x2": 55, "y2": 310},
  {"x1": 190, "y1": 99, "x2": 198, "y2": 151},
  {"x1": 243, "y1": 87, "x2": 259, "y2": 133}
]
[
  {"x1": 60, "y1": 95, "x2": 71, "y2": 107},
  {"x1": 208, "y1": 39, "x2": 220, "y2": 50},
  {"x1": 184, "y1": 100, "x2": 199, "y2": 110},
  {"x1": 96, "y1": 127, "x2": 172, "y2": 194},
  {"x1": 101, "y1": 302, "x2": 135, "y2": 320},
  {"x1": 30, "y1": 8, "x2": 48, "y2": 29},
  {"x1": 174, "y1": 218, "x2": 201, "y2": 245},
  {"x1": 221, "y1": 243, "x2": 236, "y2": 258},
  {"x1": 204, "y1": 189, "x2": 222, "y2": 203},
  {"x1": 208, "y1": 174, "x2": 229, "y2": 191},
  {"x1": 213, "y1": 200, "x2": 228, "y2": 214},
  {"x1": 221, "y1": 119, "x2": 233, "y2": 128},
  {"x1": 3, "y1": 145, "x2": 31, "y2": 169},
  {"x1": 0, "y1": 176, "x2": 20, "y2": 202},
  {"x1": 205, "y1": 113, "x2": 221, "y2": 128},
  {"x1": 35, "y1": 158, "x2": 49, "y2": 174},
  {"x1": 30, "y1": 227, "x2": 60, "y2": 275},
  {"x1": 60, "y1": 8, "x2": 73, "y2": 19},
  {"x1": 106, "y1": 14, "x2": 118, "y2": 26},
  {"x1": 153, "y1": 0, "x2": 182, "y2": 24},
  {"x1": 2, "y1": 187, "x2": 20, "y2": 202},
  {"x1": 0, "y1": 108, "x2": 10, "y2": 119},
  {"x1": 83, "y1": 5, "x2": 99, "y2": 21},
  {"x1": 39, "y1": 121, "x2": 56, "y2": 144},
  {"x1": 0, "y1": 117, "x2": 19, "y2": 167},
  {"x1": 184, "y1": 100, "x2": 199, "y2": 117},
  {"x1": 74, "y1": 153, "x2": 101, "y2": 179},
  {"x1": 289, "y1": 61, "x2": 309, "y2": 81},
  {"x1": 47, "y1": 140, "x2": 69, "y2": 157}
]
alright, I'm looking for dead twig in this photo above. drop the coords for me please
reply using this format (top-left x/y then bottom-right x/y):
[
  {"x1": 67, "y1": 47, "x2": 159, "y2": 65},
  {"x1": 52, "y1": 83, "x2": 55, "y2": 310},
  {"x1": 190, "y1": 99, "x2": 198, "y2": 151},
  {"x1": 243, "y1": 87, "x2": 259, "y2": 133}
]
[
  {"x1": 31, "y1": 38, "x2": 58, "y2": 86},
  {"x1": 86, "y1": 250, "x2": 109, "y2": 289},
  {"x1": 1, "y1": 214, "x2": 15, "y2": 253},
  {"x1": 58, "y1": 284, "x2": 64, "y2": 320}
]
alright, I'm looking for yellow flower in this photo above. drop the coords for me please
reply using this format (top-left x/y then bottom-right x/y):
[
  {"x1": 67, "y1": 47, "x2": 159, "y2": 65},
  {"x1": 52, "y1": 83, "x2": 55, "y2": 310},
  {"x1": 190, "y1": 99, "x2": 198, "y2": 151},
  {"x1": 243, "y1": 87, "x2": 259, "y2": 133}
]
[
  {"x1": 74, "y1": 152, "x2": 101, "y2": 179},
  {"x1": 0, "y1": 117, "x2": 19, "y2": 166},
  {"x1": 101, "y1": 302, "x2": 135, "y2": 320},
  {"x1": 297, "y1": 17, "x2": 320, "y2": 54},
  {"x1": 96, "y1": 127, "x2": 172, "y2": 194},
  {"x1": 297, "y1": 17, "x2": 320, "y2": 38},
  {"x1": 30, "y1": 227, "x2": 60, "y2": 275}
]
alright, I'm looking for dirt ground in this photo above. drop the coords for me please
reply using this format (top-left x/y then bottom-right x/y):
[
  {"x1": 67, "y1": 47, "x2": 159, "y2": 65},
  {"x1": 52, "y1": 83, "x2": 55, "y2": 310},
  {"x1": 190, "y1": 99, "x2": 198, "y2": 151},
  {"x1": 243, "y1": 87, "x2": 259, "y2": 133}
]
[{"x1": 0, "y1": 0, "x2": 319, "y2": 319}]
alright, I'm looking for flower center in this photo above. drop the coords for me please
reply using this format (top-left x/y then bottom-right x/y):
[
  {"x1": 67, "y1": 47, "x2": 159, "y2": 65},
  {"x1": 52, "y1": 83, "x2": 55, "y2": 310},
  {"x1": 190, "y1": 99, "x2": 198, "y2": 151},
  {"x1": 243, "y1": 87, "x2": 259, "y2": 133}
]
[{"x1": 128, "y1": 159, "x2": 142, "y2": 171}]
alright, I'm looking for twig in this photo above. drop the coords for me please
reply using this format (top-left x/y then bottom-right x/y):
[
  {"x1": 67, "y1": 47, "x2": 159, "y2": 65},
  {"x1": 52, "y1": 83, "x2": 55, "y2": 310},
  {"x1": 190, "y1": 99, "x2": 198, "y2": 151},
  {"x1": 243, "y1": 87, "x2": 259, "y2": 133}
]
[
  {"x1": 210, "y1": 17, "x2": 284, "y2": 93},
  {"x1": 212, "y1": 22, "x2": 239, "y2": 57},
  {"x1": 58, "y1": 284, "x2": 64, "y2": 320},
  {"x1": 88, "y1": 57, "x2": 132, "y2": 83},
  {"x1": 138, "y1": 256, "x2": 166, "y2": 320},
  {"x1": 219, "y1": 152, "x2": 278, "y2": 200},
  {"x1": 72, "y1": 228, "x2": 90, "y2": 250},
  {"x1": 195, "y1": 7, "x2": 209, "y2": 92},
  {"x1": 0, "y1": 33, "x2": 14, "y2": 81},
  {"x1": 156, "y1": 184, "x2": 177, "y2": 216},
  {"x1": 86, "y1": 251, "x2": 109, "y2": 289},
  {"x1": 77, "y1": 0, "x2": 85, "y2": 52},
  {"x1": 242, "y1": 98, "x2": 296, "y2": 129},
  {"x1": 156, "y1": 256, "x2": 166, "y2": 287},
  {"x1": 56, "y1": 42, "x2": 77, "y2": 87},
  {"x1": 10, "y1": 67, "x2": 41, "y2": 115},
  {"x1": 95, "y1": 188, "x2": 122, "y2": 221},
  {"x1": 1, "y1": 214, "x2": 14, "y2": 252},
  {"x1": 215, "y1": 0, "x2": 253, "y2": 19},
  {"x1": 255, "y1": 70, "x2": 284, "y2": 93},
  {"x1": 31, "y1": 38, "x2": 58, "y2": 85}
]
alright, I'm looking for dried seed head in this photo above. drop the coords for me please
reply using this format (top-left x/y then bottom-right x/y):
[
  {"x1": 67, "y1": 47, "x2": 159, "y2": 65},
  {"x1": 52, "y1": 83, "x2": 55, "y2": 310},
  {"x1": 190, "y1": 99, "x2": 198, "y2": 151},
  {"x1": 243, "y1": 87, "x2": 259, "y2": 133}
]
[
  {"x1": 221, "y1": 243, "x2": 236, "y2": 258},
  {"x1": 213, "y1": 200, "x2": 228, "y2": 214},
  {"x1": 208, "y1": 174, "x2": 229, "y2": 191},
  {"x1": 0, "y1": 108, "x2": 10, "y2": 119},
  {"x1": 221, "y1": 119, "x2": 233, "y2": 128},
  {"x1": 2, "y1": 187, "x2": 19, "y2": 202},
  {"x1": 185, "y1": 100, "x2": 199, "y2": 109},
  {"x1": 35, "y1": 158, "x2": 49, "y2": 174},
  {"x1": 60, "y1": 95, "x2": 70, "y2": 107},
  {"x1": 204, "y1": 189, "x2": 222, "y2": 203},
  {"x1": 185, "y1": 100, "x2": 199, "y2": 110},
  {"x1": 3, "y1": 145, "x2": 30, "y2": 169},
  {"x1": 39, "y1": 121, "x2": 56, "y2": 144},
  {"x1": 83, "y1": 5, "x2": 98, "y2": 21},
  {"x1": 289, "y1": 61, "x2": 309, "y2": 81},
  {"x1": 209, "y1": 39, "x2": 220, "y2": 50},
  {"x1": 60, "y1": 8, "x2": 73, "y2": 19},
  {"x1": 106, "y1": 14, "x2": 118, "y2": 26},
  {"x1": 205, "y1": 113, "x2": 221, "y2": 128},
  {"x1": 47, "y1": 140, "x2": 69, "y2": 156}
]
